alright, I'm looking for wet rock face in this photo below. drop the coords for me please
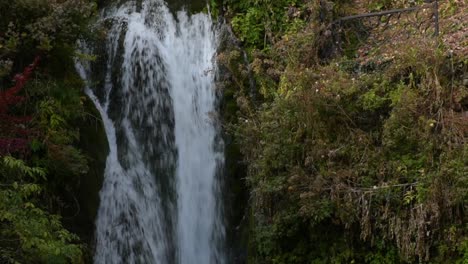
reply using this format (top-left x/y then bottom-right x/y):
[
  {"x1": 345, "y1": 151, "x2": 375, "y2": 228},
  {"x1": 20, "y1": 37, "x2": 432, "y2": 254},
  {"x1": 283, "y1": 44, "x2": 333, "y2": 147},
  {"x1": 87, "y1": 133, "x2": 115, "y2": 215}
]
[
  {"x1": 76, "y1": 97, "x2": 109, "y2": 245},
  {"x1": 216, "y1": 24, "x2": 253, "y2": 264},
  {"x1": 97, "y1": 0, "x2": 207, "y2": 13},
  {"x1": 166, "y1": 0, "x2": 206, "y2": 13}
]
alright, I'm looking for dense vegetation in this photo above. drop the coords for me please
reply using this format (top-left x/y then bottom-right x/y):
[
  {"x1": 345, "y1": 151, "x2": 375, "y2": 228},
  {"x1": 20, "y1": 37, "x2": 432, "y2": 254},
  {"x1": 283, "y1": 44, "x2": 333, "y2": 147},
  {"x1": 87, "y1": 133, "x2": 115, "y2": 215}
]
[
  {"x1": 0, "y1": 0, "x2": 97, "y2": 262},
  {"x1": 1, "y1": 0, "x2": 466, "y2": 263},
  {"x1": 220, "y1": 0, "x2": 467, "y2": 263}
]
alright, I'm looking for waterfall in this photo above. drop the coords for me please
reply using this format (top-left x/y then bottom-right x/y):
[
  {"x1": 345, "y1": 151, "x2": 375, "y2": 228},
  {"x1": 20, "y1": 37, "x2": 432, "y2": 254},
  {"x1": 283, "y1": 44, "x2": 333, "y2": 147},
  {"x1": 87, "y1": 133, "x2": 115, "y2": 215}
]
[{"x1": 75, "y1": 0, "x2": 225, "y2": 263}]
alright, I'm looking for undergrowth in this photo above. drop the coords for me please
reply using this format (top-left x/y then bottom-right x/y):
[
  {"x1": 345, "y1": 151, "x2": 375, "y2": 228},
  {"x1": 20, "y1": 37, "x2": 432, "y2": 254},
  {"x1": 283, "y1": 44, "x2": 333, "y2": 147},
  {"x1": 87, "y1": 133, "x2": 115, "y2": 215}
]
[{"x1": 220, "y1": 0, "x2": 468, "y2": 263}]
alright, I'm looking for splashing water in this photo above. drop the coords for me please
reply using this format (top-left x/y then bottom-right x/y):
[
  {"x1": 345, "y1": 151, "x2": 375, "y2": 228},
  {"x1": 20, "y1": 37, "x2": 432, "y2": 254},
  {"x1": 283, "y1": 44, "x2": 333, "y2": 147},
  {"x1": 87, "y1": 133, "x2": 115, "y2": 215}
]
[{"x1": 76, "y1": 0, "x2": 225, "y2": 263}]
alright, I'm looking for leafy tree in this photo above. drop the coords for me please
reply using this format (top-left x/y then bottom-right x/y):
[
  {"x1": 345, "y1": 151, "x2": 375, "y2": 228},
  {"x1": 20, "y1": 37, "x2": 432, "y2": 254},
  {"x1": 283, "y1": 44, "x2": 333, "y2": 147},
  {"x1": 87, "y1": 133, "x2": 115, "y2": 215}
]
[
  {"x1": 0, "y1": 0, "x2": 97, "y2": 262},
  {"x1": 0, "y1": 156, "x2": 83, "y2": 263}
]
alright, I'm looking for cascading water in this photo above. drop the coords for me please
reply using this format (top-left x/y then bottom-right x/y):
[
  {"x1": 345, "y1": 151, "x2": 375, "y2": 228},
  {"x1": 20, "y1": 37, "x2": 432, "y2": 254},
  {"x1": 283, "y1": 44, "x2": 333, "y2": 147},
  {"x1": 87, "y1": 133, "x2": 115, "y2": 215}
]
[{"x1": 75, "y1": 0, "x2": 225, "y2": 263}]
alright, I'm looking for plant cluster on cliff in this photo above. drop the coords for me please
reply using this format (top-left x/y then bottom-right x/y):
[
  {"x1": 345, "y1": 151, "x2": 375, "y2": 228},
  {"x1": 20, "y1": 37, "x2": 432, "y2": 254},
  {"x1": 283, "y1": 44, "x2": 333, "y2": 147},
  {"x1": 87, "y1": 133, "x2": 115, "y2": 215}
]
[
  {"x1": 0, "y1": 0, "x2": 97, "y2": 263},
  {"x1": 220, "y1": 0, "x2": 467, "y2": 263}
]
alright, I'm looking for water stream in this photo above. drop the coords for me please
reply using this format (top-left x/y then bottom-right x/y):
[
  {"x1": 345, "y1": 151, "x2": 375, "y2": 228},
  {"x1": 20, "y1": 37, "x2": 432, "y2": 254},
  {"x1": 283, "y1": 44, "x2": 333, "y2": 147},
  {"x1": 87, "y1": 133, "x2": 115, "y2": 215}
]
[{"x1": 76, "y1": 1, "x2": 225, "y2": 263}]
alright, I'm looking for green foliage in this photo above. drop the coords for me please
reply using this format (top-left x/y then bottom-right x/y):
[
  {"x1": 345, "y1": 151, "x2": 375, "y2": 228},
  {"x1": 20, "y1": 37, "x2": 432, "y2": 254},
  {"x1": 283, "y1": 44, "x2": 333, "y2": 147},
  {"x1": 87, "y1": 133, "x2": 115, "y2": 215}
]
[
  {"x1": 0, "y1": 0, "x2": 96, "y2": 50},
  {"x1": 226, "y1": 0, "x2": 312, "y2": 48},
  {"x1": 231, "y1": 7, "x2": 265, "y2": 46},
  {"x1": 0, "y1": 157, "x2": 83, "y2": 264},
  {"x1": 3, "y1": 156, "x2": 46, "y2": 180},
  {"x1": 0, "y1": 75, "x2": 89, "y2": 263},
  {"x1": 0, "y1": 1, "x2": 97, "y2": 261},
  {"x1": 0, "y1": 0, "x2": 96, "y2": 77},
  {"x1": 223, "y1": 1, "x2": 468, "y2": 259},
  {"x1": 367, "y1": 0, "x2": 425, "y2": 11}
]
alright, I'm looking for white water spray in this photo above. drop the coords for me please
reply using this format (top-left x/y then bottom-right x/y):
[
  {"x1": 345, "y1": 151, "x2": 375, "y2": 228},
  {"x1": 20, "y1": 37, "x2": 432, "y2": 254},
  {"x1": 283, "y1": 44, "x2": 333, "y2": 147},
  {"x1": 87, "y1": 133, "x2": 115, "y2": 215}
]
[{"x1": 76, "y1": 1, "x2": 225, "y2": 263}]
